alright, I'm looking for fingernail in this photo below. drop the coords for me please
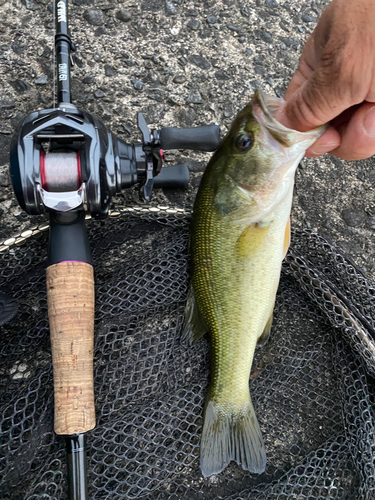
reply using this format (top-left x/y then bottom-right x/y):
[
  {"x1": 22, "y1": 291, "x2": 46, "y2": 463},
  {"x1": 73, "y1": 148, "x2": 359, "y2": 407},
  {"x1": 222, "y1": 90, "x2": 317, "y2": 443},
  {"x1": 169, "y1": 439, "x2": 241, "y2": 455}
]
[
  {"x1": 363, "y1": 107, "x2": 375, "y2": 137},
  {"x1": 310, "y1": 142, "x2": 338, "y2": 155}
]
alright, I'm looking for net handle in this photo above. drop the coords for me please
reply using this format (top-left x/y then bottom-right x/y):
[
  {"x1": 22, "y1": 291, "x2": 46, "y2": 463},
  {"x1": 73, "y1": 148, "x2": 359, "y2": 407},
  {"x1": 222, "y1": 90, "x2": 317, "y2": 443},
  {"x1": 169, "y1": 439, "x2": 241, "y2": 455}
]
[{"x1": 47, "y1": 261, "x2": 96, "y2": 435}]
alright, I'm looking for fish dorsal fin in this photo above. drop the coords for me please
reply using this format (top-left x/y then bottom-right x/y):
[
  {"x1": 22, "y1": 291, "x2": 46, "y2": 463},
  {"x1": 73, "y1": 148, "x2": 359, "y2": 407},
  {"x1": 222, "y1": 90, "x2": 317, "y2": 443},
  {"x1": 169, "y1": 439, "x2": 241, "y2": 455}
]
[
  {"x1": 181, "y1": 284, "x2": 208, "y2": 345},
  {"x1": 283, "y1": 217, "x2": 291, "y2": 259},
  {"x1": 235, "y1": 223, "x2": 270, "y2": 258}
]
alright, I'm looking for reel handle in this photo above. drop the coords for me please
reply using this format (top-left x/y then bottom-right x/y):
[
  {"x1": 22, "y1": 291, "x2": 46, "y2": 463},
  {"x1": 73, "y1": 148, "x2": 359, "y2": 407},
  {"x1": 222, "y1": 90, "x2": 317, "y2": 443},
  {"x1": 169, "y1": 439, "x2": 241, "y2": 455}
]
[
  {"x1": 159, "y1": 125, "x2": 220, "y2": 152},
  {"x1": 153, "y1": 165, "x2": 190, "y2": 189}
]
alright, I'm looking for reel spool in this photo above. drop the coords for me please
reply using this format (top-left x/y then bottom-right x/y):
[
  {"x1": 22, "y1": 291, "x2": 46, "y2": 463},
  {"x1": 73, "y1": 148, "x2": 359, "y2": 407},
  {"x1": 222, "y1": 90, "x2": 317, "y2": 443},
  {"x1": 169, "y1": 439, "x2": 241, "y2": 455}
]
[{"x1": 40, "y1": 151, "x2": 81, "y2": 192}]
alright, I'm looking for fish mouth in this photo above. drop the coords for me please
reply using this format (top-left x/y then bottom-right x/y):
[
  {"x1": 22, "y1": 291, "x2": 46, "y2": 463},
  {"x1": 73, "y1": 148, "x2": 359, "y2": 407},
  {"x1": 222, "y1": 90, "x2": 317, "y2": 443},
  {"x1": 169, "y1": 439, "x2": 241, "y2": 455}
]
[
  {"x1": 252, "y1": 90, "x2": 275, "y2": 124},
  {"x1": 252, "y1": 90, "x2": 327, "y2": 148},
  {"x1": 252, "y1": 90, "x2": 293, "y2": 147}
]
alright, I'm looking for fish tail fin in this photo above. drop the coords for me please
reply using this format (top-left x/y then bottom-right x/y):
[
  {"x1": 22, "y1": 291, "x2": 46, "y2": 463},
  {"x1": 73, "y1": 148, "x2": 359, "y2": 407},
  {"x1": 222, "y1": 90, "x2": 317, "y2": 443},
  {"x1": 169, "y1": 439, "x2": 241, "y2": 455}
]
[{"x1": 200, "y1": 395, "x2": 266, "y2": 477}]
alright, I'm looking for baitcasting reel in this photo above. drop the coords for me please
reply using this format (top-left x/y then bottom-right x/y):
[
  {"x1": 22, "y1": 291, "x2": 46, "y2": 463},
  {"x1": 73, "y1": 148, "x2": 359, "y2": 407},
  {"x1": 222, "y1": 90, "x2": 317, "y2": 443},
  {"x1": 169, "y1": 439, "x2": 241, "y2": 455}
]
[{"x1": 10, "y1": 103, "x2": 220, "y2": 217}]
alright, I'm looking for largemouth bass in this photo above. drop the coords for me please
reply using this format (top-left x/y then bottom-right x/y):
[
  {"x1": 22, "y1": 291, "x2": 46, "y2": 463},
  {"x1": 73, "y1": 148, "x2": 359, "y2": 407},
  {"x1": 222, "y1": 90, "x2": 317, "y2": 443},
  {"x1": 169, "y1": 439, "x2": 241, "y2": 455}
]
[{"x1": 183, "y1": 90, "x2": 325, "y2": 477}]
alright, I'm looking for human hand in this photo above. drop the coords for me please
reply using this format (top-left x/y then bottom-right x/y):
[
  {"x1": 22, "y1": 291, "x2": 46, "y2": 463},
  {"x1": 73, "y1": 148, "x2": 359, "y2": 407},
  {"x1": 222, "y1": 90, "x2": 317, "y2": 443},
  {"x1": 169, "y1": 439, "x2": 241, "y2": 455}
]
[{"x1": 278, "y1": 0, "x2": 375, "y2": 160}]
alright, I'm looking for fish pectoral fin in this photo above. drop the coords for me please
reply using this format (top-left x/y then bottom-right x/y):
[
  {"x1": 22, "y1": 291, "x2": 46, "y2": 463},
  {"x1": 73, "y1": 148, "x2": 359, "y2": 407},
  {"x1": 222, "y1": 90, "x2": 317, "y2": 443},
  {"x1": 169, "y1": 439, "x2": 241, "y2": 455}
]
[
  {"x1": 181, "y1": 284, "x2": 208, "y2": 346},
  {"x1": 200, "y1": 396, "x2": 266, "y2": 477},
  {"x1": 257, "y1": 312, "x2": 273, "y2": 348},
  {"x1": 235, "y1": 223, "x2": 270, "y2": 257},
  {"x1": 283, "y1": 217, "x2": 291, "y2": 259}
]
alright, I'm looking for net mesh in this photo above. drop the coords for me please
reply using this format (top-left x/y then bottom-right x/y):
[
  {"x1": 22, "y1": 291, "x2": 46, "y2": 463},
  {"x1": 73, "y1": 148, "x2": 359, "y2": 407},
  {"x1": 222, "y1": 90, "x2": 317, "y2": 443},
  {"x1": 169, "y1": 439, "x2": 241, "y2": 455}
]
[{"x1": 1, "y1": 210, "x2": 375, "y2": 500}]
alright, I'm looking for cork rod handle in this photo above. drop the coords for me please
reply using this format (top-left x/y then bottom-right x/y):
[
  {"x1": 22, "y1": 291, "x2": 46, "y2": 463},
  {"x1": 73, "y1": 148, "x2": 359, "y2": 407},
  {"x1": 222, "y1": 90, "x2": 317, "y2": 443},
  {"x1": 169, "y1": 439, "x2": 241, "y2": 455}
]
[{"x1": 47, "y1": 261, "x2": 95, "y2": 435}]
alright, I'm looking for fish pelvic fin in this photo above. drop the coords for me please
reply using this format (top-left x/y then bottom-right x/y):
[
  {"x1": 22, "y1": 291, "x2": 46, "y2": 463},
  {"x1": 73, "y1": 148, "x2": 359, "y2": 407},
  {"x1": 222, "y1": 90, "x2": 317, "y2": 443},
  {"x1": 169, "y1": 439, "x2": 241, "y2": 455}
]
[
  {"x1": 181, "y1": 284, "x2": 208, "y2": 345},
  {"x1": 257, "y1": 312, "x2": 273, "y2": 348},
  {"x1": 200, "y1": 396, "x2": 266, "y2": 477},
  {"x1": 283, "y1": 216, "x2": 291, "y2": 259}
]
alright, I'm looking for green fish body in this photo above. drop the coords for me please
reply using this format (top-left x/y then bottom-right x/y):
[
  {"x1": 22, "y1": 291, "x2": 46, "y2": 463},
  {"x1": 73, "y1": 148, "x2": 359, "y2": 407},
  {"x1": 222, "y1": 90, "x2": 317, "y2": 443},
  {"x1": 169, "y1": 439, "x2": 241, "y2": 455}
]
[{"x1": 183, "y1": 91, "x2": 325, "y2": 477}]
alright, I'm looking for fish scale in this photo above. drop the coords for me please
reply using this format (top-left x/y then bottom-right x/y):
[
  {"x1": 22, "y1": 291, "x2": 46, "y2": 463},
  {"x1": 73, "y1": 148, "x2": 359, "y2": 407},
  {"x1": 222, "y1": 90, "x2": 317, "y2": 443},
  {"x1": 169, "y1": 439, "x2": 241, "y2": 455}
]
[{"x1": 192, "y1": 175, "x2": 292, "y2": 403}]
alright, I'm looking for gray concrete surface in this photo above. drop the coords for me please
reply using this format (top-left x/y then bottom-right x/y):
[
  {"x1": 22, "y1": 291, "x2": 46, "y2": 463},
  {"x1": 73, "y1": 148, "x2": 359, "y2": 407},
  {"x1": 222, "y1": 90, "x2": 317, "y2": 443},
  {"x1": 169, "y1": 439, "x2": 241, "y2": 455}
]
[{"x1": 1, "y1": 0, "x2": 375, "y2": 280}]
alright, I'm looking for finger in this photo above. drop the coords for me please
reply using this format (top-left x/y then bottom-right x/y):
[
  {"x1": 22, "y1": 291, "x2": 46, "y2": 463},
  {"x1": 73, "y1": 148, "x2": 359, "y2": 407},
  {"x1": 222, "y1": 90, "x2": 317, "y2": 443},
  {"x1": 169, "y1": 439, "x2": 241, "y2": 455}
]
[
  {"x1": 284, "y1": 34, "x2": 317, "y2": 101},
  {"x1": 329, "y1": 102, "x2": 375, "y2": 160},
  {"x1": 330, "y1": 104, "x2": 362, "y2": 130},
  {"x1": 304, "y1": 125, "x2": 341, "y2": 157},
  {"x1": 283, "y1": 62, "x2": 312, "y2": 103},
  {"x1": 281, "y1": 67, "x2": 353, "y2": 132}
]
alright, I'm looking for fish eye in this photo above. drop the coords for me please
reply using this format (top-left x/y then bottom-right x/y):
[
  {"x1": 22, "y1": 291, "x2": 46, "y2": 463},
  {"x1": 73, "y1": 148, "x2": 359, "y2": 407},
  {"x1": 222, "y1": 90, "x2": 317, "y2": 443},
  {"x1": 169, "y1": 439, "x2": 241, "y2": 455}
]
[{"x1": 235, "y1": 132, "x2": 254, "y2": 153}]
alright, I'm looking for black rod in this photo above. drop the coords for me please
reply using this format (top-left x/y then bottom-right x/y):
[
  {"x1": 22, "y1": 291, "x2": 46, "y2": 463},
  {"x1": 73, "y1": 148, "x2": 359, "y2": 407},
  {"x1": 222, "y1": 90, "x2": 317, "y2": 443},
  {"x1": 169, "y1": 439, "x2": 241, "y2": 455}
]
[
  {"x1": 48, "y1": 211, "x2": 92, "y2": 266},
  {"x1": 66, "y1": 434, "x2": 88, "y2": 500},
  {"x1": 55, "y1": 0, "x2": 72, "y2": 103}
]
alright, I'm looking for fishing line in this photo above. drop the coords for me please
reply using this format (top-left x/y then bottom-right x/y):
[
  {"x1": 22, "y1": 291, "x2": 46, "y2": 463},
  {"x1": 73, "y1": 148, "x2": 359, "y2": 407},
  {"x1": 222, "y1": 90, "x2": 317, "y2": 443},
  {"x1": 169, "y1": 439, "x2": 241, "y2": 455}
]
[{"x1": 52, "y1": 0, "x2": 56, "y2": 111}]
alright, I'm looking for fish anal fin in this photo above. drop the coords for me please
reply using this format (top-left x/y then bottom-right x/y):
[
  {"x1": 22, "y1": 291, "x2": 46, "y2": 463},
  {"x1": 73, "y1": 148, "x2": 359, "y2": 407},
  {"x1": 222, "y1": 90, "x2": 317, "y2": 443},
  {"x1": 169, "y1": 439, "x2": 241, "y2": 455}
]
[
  {"x1": 283, "y1": 217, "x2": 291, "y2": 259},
  {"x1": 235, "y1": 223, "x2": 270, "y2": 258},
  {"x1": 257, "y1": 312, "x2": 273, "y2": 348},
  {"x1": 200, "y1": 396, "x2": 266, "y2": 477},
  {"x1": 181, "y1": 284, "x2": 208, "y2": 346}
]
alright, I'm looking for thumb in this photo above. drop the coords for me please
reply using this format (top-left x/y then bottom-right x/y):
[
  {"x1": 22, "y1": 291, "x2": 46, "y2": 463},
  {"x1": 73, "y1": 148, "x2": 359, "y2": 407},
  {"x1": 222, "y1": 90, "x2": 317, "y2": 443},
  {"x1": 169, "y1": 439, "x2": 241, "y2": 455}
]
[
  {"x1": 279, "y1": 67, "x2": 353, "y2": 132},
  {"x1": 329, "y1": 102, "x2": 375, "y2": 160}
]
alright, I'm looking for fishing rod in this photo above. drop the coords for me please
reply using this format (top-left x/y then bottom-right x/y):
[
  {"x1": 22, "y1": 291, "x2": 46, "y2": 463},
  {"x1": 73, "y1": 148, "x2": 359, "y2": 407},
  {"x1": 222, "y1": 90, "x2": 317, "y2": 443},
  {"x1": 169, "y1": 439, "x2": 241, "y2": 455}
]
[{"x1": 9, "y1": 1, "x2": 220, "y2": 498}]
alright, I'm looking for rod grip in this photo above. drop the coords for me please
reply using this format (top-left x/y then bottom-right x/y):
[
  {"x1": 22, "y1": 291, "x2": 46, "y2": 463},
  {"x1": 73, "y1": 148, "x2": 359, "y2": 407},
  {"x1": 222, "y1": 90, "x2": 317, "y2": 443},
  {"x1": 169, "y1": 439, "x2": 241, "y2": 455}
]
[{"x1": 47, "y1": 261, "x2": 95, "y2": 435}]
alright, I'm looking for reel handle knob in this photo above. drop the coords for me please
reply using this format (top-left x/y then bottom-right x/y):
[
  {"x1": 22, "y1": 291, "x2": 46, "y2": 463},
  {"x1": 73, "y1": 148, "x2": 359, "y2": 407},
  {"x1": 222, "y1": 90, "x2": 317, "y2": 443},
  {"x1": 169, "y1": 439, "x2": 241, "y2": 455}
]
[
  {"x1": 153, "y1": 165, "x2": 190, "y2": 189},
  {"x1": 159, "y1": 125, "x2": 220, "y2": 152}
]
